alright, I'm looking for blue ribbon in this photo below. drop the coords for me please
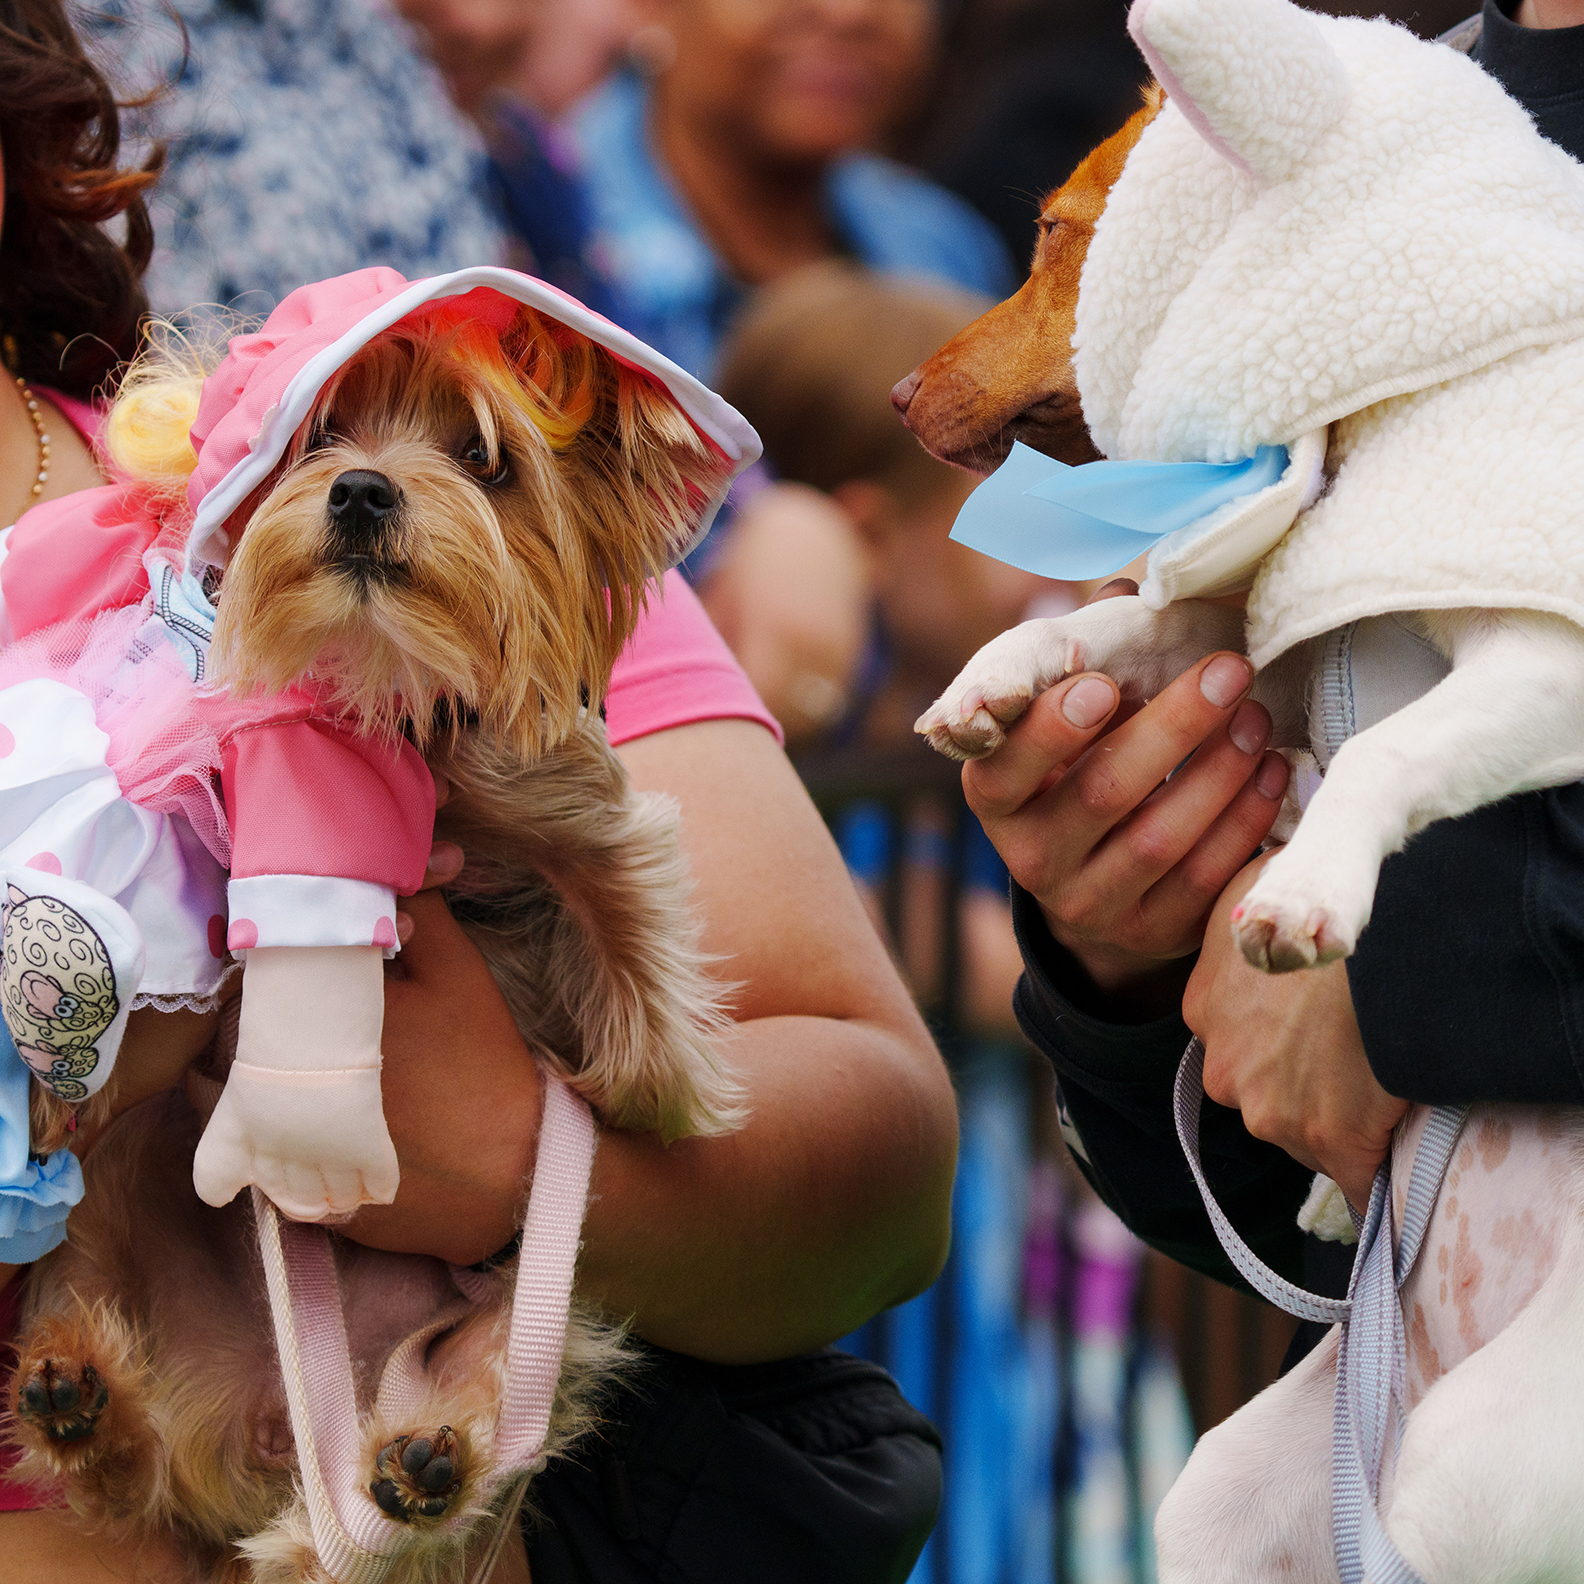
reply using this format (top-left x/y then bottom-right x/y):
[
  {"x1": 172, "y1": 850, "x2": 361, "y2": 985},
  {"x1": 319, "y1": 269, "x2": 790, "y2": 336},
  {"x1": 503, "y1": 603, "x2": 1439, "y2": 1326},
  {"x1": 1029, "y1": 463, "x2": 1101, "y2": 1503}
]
[
  {"x1": 0, "y1": 1015, "x2": 83, "y2": 1263},
  {"x1": 949, "y1": 440, "x2": 1290, "y2": 582}
]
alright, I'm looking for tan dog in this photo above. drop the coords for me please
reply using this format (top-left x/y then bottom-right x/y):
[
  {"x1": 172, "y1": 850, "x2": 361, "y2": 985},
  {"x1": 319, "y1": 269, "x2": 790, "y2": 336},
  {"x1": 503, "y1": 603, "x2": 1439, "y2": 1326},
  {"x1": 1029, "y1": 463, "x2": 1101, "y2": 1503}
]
[
  {"x1": 890, "y1": 93, "x2": 1157, "y2": 474},
  {"x1": 894, "y1": 1, "x2": 1584, "y2": 1576}
]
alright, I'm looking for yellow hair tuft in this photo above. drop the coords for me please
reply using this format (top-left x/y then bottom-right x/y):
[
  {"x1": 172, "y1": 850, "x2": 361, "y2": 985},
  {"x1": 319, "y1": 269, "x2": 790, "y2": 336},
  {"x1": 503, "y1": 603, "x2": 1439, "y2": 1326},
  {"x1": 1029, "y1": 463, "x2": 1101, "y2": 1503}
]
[{"x1": 104, "y1": 318, "x2": 240, "y2": 500}]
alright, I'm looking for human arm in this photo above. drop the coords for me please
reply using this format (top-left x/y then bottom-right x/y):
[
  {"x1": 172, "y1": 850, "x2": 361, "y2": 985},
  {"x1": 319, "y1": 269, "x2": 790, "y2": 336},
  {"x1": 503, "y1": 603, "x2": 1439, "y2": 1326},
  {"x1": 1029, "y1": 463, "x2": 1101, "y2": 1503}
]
[
  {"x1": 957, "y1": 638, "x2": 1313, "y2": 1283},
  {"x1": 352, "y1": 716, "x2": 958, "y2": 1363},
  {"x1": 1346, "y1": 786, "x2": 1584, "y2": 1109},
  {"x1": 1066, "y1": 783, "x2": 1584, "y2": 1214},
  {"x1": 990, "y1": 643, "x2": 1584, "y2": 1219},
  {"x1": 1013, "y1": 882, "x2": 1316, "y2": 1289}
]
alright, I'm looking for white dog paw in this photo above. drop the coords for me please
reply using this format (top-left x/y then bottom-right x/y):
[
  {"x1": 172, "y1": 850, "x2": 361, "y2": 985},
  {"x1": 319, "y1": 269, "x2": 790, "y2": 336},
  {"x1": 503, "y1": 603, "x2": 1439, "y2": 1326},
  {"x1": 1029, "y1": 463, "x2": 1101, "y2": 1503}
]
[
  {"x1": 916, "y1": 624, "x2": 1083, "y2": 761},
  {"x1": 915, "y1": 694, "x2": 1015, "y2": 761},
  {"x1": 1230, "y1": 876, "x2": 1361, "y2": 973}
]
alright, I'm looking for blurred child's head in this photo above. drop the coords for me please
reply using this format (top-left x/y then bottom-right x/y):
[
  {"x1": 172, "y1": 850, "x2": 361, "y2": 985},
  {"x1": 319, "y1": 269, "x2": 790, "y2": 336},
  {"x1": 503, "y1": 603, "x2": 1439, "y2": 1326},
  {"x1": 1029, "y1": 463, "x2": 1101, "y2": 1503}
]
[{"x1": 718, "y1": 261, "x2": 1058, "y2": 692}]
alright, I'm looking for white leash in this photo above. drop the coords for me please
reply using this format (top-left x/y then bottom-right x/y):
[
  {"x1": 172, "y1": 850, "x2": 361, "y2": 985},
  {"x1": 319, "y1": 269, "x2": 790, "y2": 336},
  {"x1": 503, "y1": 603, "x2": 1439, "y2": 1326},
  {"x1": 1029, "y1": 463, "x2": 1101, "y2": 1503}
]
[
  {"x1": 253, "y1": 1074, "x2": 596, "y2": 1583},
  {"x1": 1173, "y1": 1039, "x2": 1467, "y2": 1584}
]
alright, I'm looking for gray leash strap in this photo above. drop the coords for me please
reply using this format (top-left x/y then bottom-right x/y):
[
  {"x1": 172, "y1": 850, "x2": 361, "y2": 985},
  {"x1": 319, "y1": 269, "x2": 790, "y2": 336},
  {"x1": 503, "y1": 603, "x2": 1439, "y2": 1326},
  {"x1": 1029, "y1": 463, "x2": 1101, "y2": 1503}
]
[{"x1": 1173, "y1": 1040, "x2": 1468, "y2": 1584}]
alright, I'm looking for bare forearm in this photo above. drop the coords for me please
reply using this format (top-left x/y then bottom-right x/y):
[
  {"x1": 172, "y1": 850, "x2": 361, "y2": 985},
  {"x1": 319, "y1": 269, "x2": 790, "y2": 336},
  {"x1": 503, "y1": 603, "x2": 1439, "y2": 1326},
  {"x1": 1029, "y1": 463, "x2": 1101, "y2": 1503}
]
[{"x1": 578, "y1": 1011, "x2": 957, "y2": 1364}]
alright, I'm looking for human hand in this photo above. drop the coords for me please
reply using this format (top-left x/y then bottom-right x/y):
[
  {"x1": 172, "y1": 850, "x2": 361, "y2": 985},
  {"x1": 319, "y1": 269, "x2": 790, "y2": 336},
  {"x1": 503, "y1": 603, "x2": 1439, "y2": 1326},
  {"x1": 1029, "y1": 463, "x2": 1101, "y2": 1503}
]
[
  {"x1": 962, "y1": 584, "x2": 1290, "y2": 1015},
  {"x1": 1185, "y1": 853, "x2": 1408, "y2": 1208},
  {"x1": 346, "y1": 890, "x2": 542, "y2": 1265}
]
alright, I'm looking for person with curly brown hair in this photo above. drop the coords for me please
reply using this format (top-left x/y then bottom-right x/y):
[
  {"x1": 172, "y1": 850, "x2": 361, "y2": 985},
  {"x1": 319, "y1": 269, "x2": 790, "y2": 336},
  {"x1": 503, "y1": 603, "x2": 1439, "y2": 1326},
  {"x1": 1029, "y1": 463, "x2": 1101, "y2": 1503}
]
[
  {"x1": 0, "y1": 0, "x2": 160, "y2": 525},
  {"x1": 0, "y1": 5, "x2": 175, "y2": 1570}
]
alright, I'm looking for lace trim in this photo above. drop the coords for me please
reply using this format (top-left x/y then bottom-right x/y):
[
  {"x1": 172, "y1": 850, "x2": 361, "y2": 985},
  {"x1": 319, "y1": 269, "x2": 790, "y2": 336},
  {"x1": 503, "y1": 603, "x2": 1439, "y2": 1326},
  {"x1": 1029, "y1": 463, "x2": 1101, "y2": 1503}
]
[{"x1": 131, "y1": 960, "x2": 242, "y2": 1015}]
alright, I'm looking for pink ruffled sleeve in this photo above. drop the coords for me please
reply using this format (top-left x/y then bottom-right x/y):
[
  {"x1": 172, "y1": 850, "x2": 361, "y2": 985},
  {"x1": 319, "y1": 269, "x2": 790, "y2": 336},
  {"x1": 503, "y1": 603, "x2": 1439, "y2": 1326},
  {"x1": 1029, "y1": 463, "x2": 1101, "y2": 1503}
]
[
  {"x1": 219, "y1": 717, "x2": 435, "y2": 954},
  {"x1": 604, "y1": 571, "x2": 782, "y2": 747}
]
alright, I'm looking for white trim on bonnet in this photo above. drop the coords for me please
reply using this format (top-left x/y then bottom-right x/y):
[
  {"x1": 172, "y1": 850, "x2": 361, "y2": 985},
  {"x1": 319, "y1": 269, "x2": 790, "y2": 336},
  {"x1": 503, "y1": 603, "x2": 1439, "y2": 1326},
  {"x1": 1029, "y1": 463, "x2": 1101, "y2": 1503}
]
[{"x1": 185, "y1": 267, "x2": 763, "y2": 573}]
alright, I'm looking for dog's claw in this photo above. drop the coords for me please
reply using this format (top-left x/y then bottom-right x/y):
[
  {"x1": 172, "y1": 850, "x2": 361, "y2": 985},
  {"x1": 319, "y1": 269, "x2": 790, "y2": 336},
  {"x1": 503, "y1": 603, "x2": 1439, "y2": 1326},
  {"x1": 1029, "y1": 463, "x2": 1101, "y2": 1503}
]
[
  {"x1": 371, "y1": 1426, "x2": 463, "y2": 1523},
  {"x1": 16, "y1": 1359, "x2": 108, "y2": 1445},
  {"x1": 1231, "y1": 898, "x2": 1350, "y2": 973},
  {"x1": 916, "y1": 703, "x2": 1012, "y2": 761}
]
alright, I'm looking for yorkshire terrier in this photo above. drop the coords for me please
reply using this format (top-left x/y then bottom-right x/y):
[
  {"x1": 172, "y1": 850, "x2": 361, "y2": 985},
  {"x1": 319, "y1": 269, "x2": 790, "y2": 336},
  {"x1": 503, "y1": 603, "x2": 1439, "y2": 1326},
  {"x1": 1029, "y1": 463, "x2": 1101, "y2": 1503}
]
[{"x1": 4, "y1": 271, "x2": 750, "y2": 1580}]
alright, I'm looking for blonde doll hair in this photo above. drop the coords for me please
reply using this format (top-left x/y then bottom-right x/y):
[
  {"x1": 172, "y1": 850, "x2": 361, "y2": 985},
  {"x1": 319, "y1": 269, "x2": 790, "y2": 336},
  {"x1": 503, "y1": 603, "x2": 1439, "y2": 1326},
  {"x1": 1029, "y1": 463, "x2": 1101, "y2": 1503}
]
[{"x1": 103, "y1": 319, "x2": 225, "y2": 499}]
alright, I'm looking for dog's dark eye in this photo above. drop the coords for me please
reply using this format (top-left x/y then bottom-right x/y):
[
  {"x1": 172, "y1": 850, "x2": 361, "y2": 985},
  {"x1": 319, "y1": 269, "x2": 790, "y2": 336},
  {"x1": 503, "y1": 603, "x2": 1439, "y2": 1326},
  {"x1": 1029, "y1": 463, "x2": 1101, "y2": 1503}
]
[
  {"x1": 460, "y1": 437, "x2": 510, "y2": 488},
  {"x1": 306, "y1": 417, "x2": 344, "y2": 454}
]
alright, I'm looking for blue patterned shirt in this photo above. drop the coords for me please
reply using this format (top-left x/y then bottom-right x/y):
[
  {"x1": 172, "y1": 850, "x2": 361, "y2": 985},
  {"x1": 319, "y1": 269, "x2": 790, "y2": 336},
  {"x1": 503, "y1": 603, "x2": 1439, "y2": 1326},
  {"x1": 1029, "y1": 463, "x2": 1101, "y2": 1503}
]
[{"x1": 73, "y1": 0, "x2": 506, "y2": 317}]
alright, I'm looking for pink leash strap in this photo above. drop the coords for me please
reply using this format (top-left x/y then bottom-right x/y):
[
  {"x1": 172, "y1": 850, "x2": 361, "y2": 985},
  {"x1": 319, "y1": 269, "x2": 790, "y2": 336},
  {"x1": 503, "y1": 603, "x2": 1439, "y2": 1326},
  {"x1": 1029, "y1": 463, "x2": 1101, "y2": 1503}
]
[{"x1": 253, "y1": 1074, "x2": 597, "y2": 1584}]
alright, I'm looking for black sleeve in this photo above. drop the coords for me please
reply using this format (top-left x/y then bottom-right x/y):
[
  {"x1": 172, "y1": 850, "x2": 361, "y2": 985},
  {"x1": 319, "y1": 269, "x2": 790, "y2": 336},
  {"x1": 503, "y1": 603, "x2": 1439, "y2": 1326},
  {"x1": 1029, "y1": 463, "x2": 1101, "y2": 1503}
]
[
  {"x1": 1010, "y1": 884, "x2": 1314, "y2": 1292},
  {"x1": 1349, "y1": 786, "x2": 1584, "y2": 1106}
]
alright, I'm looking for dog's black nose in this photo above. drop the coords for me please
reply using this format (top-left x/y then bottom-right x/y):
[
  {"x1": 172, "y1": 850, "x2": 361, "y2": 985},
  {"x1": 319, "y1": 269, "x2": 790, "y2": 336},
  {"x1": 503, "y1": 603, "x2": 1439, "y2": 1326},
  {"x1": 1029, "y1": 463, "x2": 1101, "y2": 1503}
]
[{"x1": 327, "y1": 470, "x2": 399, "y2": 540}]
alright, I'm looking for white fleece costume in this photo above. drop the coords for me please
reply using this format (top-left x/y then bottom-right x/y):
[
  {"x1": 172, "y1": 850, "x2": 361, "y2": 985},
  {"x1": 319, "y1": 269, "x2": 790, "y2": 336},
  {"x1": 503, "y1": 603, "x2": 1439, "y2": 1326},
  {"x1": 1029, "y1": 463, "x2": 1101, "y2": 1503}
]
[
  {"x1": 920, "y1": 0, "x2": 1584, "y2": 984},
  {"x1": 1070, "y1": 0, "x2": 1584, "y2": 669}
]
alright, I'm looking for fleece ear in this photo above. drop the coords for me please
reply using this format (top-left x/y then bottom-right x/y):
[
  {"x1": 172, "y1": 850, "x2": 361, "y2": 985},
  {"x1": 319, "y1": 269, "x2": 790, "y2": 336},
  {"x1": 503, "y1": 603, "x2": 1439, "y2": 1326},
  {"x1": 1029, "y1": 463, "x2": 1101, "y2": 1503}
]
[{"x1": 1128, "y1": 0, "x2": 1349, "y2": 184}]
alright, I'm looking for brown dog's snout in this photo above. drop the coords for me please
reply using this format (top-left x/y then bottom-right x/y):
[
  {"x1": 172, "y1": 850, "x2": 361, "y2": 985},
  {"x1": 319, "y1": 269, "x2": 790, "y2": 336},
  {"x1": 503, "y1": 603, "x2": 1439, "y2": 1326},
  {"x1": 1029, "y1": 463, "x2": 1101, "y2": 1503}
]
[
  {"x1": 327, "y1": 469, "x2": 400, "y2": 546},
  {"x1": 890, "y1": 370, "x2": 922, "y2": 422}
]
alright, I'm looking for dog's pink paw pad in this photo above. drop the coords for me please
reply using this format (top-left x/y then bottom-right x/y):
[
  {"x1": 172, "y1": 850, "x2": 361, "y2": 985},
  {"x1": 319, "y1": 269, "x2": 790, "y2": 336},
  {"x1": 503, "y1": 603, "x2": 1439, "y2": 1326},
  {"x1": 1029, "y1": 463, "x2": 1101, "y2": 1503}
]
[{"x1": 227, "y1": 918, "x2": 259, "y2": 951}]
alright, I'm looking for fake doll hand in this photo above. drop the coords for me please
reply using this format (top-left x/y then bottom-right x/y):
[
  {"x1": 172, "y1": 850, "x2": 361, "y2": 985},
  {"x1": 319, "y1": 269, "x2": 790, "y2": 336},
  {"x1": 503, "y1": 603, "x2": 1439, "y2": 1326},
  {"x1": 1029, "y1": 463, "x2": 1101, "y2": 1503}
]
[{"x1": 191, "y1": 945, "x2": 399, "y2": 1220}]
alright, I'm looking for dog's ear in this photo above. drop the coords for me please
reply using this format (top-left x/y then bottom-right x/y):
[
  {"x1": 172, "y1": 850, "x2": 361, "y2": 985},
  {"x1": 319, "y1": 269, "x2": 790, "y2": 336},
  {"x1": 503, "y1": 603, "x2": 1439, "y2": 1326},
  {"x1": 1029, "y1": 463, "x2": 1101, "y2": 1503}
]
[
  {"x1": 1127, "y1": 0, "x2": 1349, "y2": 184},
  {"x1": 558, "y1": 340, "x2": 734, "y2": 643}
]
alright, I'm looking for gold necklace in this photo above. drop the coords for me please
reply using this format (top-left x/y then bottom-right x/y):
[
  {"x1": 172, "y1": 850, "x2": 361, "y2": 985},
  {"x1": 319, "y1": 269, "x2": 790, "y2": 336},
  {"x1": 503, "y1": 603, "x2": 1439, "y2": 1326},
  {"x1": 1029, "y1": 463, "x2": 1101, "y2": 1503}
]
[{"x1": 13, "y1": 375, "x2": 49, "y2": 516}]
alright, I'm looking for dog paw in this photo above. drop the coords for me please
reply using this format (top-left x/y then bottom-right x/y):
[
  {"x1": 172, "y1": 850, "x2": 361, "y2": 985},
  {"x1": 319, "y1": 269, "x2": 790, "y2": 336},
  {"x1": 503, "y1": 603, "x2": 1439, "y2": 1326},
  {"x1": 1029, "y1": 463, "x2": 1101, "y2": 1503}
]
[
  {"x1": 915, "y1": 623, "x2": 1083, "y2": 761},
  {"x1": 15, "y1": 1358, "x2": 109, "y2": 1445},
  {"x1": 1230, "y1": 888, "x2": 1357, "y2": 972},
  {"x1": 914, "y1": 695, "x2": 1013, "y2": 761},
  {"x1": 371, "y1": 1427, "x2": 464, "y2": 1523}
]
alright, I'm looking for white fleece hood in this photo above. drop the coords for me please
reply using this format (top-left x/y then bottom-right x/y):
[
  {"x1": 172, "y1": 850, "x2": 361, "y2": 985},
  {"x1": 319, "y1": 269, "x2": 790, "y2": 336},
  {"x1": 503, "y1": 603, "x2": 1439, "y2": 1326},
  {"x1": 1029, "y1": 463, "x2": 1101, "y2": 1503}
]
[{"x1": 1076, "y1": 0, "x2": 1584, "y2": 666}]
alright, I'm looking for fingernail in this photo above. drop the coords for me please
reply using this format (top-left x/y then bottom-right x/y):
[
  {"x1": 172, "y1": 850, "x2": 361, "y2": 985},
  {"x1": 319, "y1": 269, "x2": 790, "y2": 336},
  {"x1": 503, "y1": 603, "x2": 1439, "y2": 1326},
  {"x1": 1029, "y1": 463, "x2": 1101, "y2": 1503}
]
[
  {"x1": 1200, "y1": 654, "x2": 1252, "y2": 708},
  {"x1": 428, "y1": 841, "x2": 464, "y2": 877},
  {"x1": 1256, "y1": 752, "x2": 1289, "y2": 800},
  {"x1": 396, "y1": 912, "x2": 414, "y2": 944},
  {"x1": 1228, "y1": 700, "x2": 1270, "y2": 756},
  {"x1": 1062, "y1": 675, "x2": 1117, "y2": 728}
]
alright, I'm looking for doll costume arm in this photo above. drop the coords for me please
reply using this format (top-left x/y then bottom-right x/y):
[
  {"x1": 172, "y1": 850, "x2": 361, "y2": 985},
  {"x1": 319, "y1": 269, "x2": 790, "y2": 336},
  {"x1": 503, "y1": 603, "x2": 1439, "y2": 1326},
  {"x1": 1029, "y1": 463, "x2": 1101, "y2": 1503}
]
[{"x1": 191, "y1": 714, "x2": 435, "y2": 1220}]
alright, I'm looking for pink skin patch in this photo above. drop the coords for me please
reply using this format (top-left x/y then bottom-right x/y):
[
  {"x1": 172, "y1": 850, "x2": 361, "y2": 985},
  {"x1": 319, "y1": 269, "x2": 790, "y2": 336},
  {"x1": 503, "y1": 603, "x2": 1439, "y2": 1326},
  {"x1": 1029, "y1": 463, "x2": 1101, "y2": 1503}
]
[
  {"x1": 0, "y1": 724, "x2": 15, "y2": 758},
  {"x1": 208, "y1": 914, "x2": 228, "y2": 960},
  {"x1": 24, "y1": 852, "x2": 61, "y2": 874},
  {"x1": 371, "y1": 916, "x2": 397, "y2": 950},
  {"x1": 228, "y1": 918, "x2": 259, "y2": 951}
]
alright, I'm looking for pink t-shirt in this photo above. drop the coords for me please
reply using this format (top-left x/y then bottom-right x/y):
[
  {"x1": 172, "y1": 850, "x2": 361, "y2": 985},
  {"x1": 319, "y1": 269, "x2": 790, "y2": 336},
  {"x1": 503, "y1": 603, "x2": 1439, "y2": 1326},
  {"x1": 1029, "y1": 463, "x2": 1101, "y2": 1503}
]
[
  {"x1": 0, "y1": 564, "x2": 777, "y2": 1511},
  {"x1": 606, "y1": 570, "x2": 781, "y2": 746},
  {"x1": 37, "y1": 389, "x2": 100, "y2": 451}
]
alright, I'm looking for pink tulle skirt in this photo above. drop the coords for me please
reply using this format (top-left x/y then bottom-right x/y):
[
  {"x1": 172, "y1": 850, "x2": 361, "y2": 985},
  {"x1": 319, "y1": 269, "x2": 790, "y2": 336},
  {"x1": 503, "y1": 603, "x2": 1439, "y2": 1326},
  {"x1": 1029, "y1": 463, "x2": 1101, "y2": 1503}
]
[{"x1": 0, "y1": 604, "x2": 234, "y2": 868}]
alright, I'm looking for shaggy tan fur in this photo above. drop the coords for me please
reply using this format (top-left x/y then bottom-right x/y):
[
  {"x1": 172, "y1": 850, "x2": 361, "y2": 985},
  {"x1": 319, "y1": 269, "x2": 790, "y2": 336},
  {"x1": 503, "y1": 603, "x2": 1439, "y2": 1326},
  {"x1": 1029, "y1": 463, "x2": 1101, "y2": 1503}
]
[{"x1": 210, "y1": 305, "x2": 730, "y2": 759}]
